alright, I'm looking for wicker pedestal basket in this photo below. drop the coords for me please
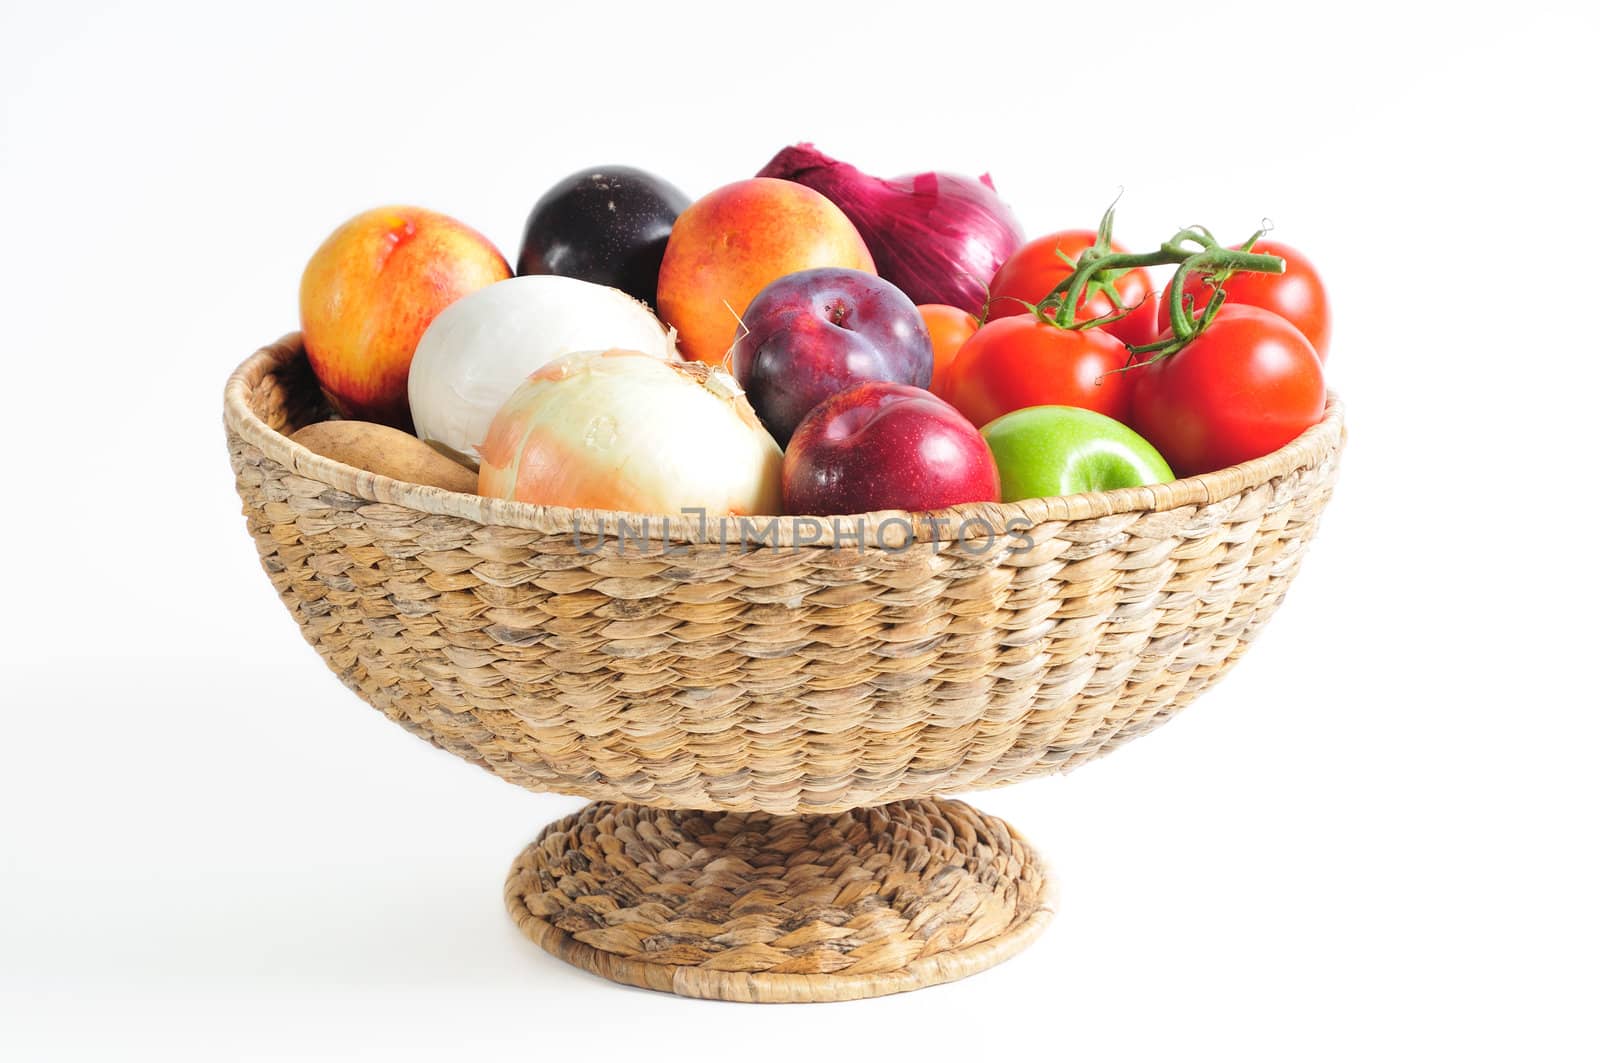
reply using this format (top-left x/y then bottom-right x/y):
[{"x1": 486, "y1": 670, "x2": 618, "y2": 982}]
[{"x1": 225, "y1": 335, "x2": 1344, "y2": 1002}]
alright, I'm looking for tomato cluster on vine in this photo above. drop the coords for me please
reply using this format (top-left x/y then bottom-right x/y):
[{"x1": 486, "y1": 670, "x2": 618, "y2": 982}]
[{"x1": 925, "y1": 210, "x2": 1331, "y2": 479}]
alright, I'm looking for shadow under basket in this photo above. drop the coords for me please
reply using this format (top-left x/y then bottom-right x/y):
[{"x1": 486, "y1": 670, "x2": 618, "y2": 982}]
[{"x1": 225, "y1": 334, "x2": 1344, "y2": 1002}]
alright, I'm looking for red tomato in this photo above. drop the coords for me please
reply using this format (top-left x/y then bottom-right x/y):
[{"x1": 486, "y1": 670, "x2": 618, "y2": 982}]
[
  {"x1": 917, "y1": 303, "x2": 980, "y2": 398},
  {"x1": 1106, "y1": 291, "x2": 1162, "y2": 347},
  {"x1": 988, "y1": 229, "x2": 1156, "y2": 345},
  {"x1": 1158, "y1": 239, "x2": 1331, "y2": 360},
  {"x1": 941, "y1": 315, "x2": 1133, "y2": 428},
  {"x1": 1130, "y1": 304, "x2": 1325, "y2": 477}
]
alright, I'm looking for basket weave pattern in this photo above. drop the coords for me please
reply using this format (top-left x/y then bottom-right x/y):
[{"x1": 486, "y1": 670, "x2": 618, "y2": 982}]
[
  {"x1": 503, "y1": 797, "x2": 1051, "y2": 1001},
  {"x1": 226, "y1": 335, "x2": 1343, "y2": 815}
]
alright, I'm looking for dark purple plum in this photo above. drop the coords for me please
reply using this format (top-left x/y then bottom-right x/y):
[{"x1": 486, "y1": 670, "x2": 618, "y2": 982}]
[
  {"x1": 729, "y1": 267, "x2": 933, "y2": 445},
  {"x1": 517, "y1": 166, "x2": 689, "y2": 307}
]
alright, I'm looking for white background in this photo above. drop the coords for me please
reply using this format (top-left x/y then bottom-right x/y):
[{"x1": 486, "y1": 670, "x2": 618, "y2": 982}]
[{"x1": 3, "y1": 2, "x2": 1596, "y2": 1059}]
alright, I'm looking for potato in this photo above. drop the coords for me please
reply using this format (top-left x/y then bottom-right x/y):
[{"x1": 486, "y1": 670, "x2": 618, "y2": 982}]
[{"x1": 291, "y1": 420, "x2": 479, "y2": 493}]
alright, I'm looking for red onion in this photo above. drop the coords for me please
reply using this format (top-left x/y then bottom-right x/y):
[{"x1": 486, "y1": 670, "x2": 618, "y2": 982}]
[{"x1": 756, "y1": 143, "x2": 1025, "y2": 316}]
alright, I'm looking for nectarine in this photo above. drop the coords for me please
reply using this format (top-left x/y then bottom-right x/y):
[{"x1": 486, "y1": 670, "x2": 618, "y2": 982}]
[
  {"x1": 656, "y1": 178, "x2": 874, "y2": 365},
  {"x1": 299, "y1": 206, "x2": 510, "y2": 428}
]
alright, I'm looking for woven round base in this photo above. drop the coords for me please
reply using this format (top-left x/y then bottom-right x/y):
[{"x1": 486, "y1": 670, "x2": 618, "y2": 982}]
[{"x1": 504, "y1": 798, "x2": 1053, "y2": 1002}]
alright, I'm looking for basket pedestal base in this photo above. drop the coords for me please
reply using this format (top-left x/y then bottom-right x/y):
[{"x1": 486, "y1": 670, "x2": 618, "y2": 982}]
[{"x1": 504, "y1": 797, "x2": 1053, "y2": 1003}]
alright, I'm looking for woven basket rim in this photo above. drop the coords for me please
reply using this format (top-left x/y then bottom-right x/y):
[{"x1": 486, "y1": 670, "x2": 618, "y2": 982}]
[{"x1": 224, "y1": 332, "x2": 1345, "y2": 546}]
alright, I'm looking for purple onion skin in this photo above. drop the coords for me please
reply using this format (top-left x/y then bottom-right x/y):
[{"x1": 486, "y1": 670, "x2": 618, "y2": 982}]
[{"x1": 756, "y1": 143, "x2": 1025, "y2": 317}]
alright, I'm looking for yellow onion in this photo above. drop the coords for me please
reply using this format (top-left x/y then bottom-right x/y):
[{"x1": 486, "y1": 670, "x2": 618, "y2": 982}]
[{"x1": 477, "y1": 349, "x2": 783, "y2": 515}]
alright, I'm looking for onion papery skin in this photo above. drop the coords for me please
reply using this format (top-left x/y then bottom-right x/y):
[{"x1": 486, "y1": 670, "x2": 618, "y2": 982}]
[
  {"x1": 409, "y1": 275, "x2": 678, "y2": 468},
  {"x1": 756, "y1": 143, "x2": 1025, "y2": 316},
  {"x1": 477, "y1": 349, "x2": 783, "y2": 516}
]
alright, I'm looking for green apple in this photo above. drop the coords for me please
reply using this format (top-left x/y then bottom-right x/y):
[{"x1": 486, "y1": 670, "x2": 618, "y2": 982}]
[{"x1": 981, "y1": 405, "x2": 1174, "y2": 502}]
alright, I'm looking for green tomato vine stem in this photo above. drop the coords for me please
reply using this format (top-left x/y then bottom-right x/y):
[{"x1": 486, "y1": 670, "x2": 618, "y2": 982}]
[{"x1": 1035, "y1": 208, "x2": 1287, "y2": 363}]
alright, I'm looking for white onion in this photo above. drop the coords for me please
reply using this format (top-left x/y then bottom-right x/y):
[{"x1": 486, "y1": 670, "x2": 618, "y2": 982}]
[
  {"x1": 477, "y1": 349, "x2": 782, "y2": 516},
  {"x1": 408, "y1": 275, "x2": 678, "y2": 466}
]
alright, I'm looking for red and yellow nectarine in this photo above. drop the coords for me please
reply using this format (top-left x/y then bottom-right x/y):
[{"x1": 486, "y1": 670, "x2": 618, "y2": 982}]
[
  {"x1": 656, "y1": 179, "x2": 874, "y2": 365},
  {"x1": 299, "y1": 206, "x2": 510, "y2": 428}
]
